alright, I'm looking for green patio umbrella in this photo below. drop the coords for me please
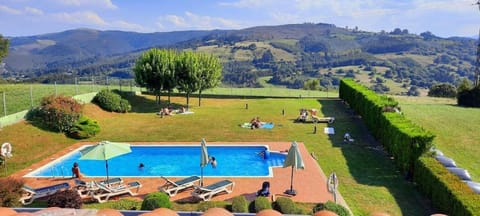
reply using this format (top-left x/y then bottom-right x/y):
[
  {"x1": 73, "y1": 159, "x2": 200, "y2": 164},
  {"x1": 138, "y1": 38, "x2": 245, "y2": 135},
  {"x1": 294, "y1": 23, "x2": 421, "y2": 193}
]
[
  {"x1": 79, "y1": 141, "x2": 131, "y2": 183},
  {"x1": 200, "y1": 138, "x2": 209, "y2": 186},
  {"x1": 283, "y1": 141, "x2": 305, "y2": 196}
]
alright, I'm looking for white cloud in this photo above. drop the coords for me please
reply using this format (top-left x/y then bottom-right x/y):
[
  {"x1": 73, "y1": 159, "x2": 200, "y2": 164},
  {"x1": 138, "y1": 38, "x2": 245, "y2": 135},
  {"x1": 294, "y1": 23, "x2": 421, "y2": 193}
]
[
  {"x1": 218, "y1": 0, "x2": 276, "y2": 8},
  {"x1": 156, "y1": 11, "x2": 242, "y2": 31},
  {"x1": 24, "y1": 6, "x2": 44, "y2": 15},
  {"x1": 0, "y1": 4, "x2": 22, "y2": 15},
  {"x1": 53, "y1": 11, "x2": 107, "y2": 26},
  {"x1": 51, "y1": 0, "x2": 117, "y2": 9},
  {"x1": 112, "y1": 20, "x2": 152, "y2": 33}
]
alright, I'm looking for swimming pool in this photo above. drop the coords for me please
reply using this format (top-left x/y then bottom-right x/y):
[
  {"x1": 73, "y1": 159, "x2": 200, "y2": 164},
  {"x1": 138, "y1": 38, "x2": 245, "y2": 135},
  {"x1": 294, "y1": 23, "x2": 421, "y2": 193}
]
[{"x1": 24, "y1": 145, "x2": 286, "y2": 178}]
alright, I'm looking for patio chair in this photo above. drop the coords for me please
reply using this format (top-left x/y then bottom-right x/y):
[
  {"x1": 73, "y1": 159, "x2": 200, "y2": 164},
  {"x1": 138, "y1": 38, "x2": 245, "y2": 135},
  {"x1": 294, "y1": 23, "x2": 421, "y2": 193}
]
[
  {"x1": 159, "y1": 176, "x2": 201, "y2": 197},
  {"x1": 191, "y1": 179, "x2": 235, "y2": 201},
  {"x1": 256, "y1": 181, "x2": 270, "y2": 197},
  {"x1": 19, "y1": 182, "x2": 70, "y2": 205},
  {"x1": 74, "y1": 178, "x2": 123, "y2": 198},
  {"x1": 90, "y1": 181, "x2": 142, "y2": 203}
]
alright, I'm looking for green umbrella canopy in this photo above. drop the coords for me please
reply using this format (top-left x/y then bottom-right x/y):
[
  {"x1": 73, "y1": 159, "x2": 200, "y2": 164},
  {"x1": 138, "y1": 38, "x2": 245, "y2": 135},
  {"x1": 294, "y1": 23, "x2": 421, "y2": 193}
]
[
  {"x1": 80, "y1": 141, "x2": 131, "y2": 160},
  {"x1": 283, "y1": 141, "x2": 305, "y2": 170}
]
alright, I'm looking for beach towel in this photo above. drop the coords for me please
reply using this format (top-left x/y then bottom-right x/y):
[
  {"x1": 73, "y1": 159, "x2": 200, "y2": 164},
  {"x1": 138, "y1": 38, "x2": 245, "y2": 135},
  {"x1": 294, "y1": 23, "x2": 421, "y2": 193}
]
[
  {"x1": 241, "y1": 122, "x2": 274, "y2": 129},
  {"x1": 324, "y1": 127, "x2": 335, "y2": 134}
]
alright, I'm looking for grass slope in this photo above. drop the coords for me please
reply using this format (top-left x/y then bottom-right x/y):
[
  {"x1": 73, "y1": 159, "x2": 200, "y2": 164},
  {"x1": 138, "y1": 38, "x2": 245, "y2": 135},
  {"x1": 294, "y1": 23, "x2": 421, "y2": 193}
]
[
  {"x1": 1, "y1": 95, "x2": 431, "y2": 216},
  {"x1": 395, "y1": 96, "x2": 480, "y2": 181}
]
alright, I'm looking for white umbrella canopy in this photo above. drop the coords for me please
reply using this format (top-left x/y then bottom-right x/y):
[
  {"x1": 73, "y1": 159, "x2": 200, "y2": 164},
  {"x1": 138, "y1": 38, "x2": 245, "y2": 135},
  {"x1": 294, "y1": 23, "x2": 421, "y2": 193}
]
[
  {"x1": 79, "y1": 141, "x2": 132, "y2": 182},
  {"x1": 283, "y1": 141, "x2": 305, "y2": 195},
  {"x1": 200, "y1": 138, "x2": 209, "y2": 186}
]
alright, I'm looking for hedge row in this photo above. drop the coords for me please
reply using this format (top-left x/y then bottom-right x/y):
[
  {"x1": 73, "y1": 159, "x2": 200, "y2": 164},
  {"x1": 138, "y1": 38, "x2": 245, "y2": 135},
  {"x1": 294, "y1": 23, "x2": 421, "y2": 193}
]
[
  {"x1": 339, "y1": 78, "x2": 434, "y2": 173},
  {"x1": 415, "y1": 157, "x2": 480, "y2": 215}
]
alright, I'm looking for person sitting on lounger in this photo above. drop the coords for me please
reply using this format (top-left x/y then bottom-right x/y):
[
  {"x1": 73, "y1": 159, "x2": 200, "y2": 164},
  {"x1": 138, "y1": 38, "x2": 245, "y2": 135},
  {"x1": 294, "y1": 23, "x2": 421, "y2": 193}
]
[{"x1": 256, "y1": 181, "x2": 270, "y2": 197}]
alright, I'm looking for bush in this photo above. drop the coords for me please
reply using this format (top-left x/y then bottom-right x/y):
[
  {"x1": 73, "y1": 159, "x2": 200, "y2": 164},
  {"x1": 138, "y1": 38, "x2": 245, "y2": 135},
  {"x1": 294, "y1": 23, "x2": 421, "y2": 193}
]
[
  {"x1": 254, "y1": 196, "x2": 271, "y2": 212},
  {"x1": 0, "y1": 177, "x2": 24, "y2": 207},
  {"x1": 28, "y1": 94, "x2": 83, "y2": 132},
  {"x1": 273, "y1": 197, "x2": 300, "y2": 214},
  {"x1": 313, "y1": 201, "x2": 350, "y2": 216},
  {"x1": 231, "y1": 195, "x2": 249, "y2": 213},
  {"x1": 197, "y1": 201, "x2": 220, "y2": 212},
  {"x1": 67, "y1": 116, "x2": 101, "y2": 139},
  {"x1": 140, "y1": 192, "x2": 172, "y2": 210},
  {"x1": 93, "y1": 89, "x2": 131, "y2": 113},
  {"x1": 47, "y1": 189, "x2": 82, "y2": 209}
]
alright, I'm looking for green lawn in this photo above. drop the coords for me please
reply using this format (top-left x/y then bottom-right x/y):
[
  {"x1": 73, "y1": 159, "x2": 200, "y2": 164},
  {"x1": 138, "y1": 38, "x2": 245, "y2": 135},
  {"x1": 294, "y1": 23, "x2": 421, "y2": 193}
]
[
  {"x1": 395, "y1": 96, "x2": 480, "y2": 181},
  {"x1": 1, "y1": 94, "x2": 430, "y2": 216}
]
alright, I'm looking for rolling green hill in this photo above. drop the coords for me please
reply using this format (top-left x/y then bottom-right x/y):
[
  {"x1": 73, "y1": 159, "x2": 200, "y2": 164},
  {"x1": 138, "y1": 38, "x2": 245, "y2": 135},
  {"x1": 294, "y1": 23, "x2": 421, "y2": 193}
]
[{"x1": 2, "y1": 23, "x2": 477, "y2": 96}]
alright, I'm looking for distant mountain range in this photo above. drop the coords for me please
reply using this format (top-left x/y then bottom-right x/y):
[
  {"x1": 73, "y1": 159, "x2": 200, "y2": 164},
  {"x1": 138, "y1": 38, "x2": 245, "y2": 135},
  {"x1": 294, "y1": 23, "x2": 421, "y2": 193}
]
[{"x1": 1, "y1": 23, "x2": 477, "y2": 95}]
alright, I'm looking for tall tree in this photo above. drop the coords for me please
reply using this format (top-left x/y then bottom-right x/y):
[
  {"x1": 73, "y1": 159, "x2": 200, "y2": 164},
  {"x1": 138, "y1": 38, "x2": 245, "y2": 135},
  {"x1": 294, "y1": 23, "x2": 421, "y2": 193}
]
[
  {"x1": 197, "y1": 53, "x2": 222, "y2": 106},
  {"x1": 176, "y1": 51, "x2": 201, "y2": 110},
  {"x1": 159, "y1": 49, "x2": 177, "y2": 104},
  {"x1": 0, "y1": 34, "x2": 9, "y2": 61},
  {"x1": 133, "y1": 48, "x2": 173, "y2": 104}
]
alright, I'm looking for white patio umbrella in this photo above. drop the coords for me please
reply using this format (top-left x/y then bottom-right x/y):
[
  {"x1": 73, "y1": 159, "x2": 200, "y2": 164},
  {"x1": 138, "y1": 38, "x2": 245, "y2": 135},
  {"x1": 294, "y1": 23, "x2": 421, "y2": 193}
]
[
  {"x1": 200, "y1": 138, "x2": 209, "y2": 186},
  {"x1": 283, "y1": 141, "x2": 305, "y2": 196}
]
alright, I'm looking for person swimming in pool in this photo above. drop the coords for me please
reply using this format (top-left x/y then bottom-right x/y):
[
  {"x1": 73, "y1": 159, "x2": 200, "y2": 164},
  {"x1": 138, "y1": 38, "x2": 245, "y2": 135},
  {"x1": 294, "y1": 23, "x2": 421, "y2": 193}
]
[
  {"x1": 209, "y1": 157, "x2": 217, "y2": 168},
  {"x1": 138, "y1": 163, "x2": 145, "y2": 170}
]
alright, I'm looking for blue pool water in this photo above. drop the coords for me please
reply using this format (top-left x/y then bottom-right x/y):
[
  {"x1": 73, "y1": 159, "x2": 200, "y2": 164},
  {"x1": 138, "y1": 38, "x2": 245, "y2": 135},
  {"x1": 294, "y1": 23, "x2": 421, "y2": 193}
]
[{"x1": 25, "y1": 145, "x2": 286, "y2": 178}]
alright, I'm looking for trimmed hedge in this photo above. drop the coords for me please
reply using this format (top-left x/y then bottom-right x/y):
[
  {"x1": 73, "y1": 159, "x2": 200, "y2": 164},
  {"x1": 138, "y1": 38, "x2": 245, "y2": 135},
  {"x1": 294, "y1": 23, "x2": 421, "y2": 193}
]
[
  {"x1": 339, "y1": 78, "x2": 434, "y2": 174},
  {"x1": 273, "y1": 197, "x2": 305, "y2": 214},
  {"x1": 231, "y1": 195, "x2": 249, "y2": 213},
  {"x1": 313, "y1": 201, "x2": 350, "y2": 216},
  {"x1": 414, "y1": 156, "x2": 480, "y2": 216},
  {"x1": 140, "y1": 192, "x2": 172, "y2": 210},
  {"x1": 0, "y1": 177, "x2": 24, "y2": 207},
  {"x1": 47, "y1": 189, "x2": 82, "y2": 209},
  {"x1": 254, "y1": 196, "x2": 271, "y2": 212},
  {"x1": 93, "y1": 89, "x2": 131, "y2": 113}
]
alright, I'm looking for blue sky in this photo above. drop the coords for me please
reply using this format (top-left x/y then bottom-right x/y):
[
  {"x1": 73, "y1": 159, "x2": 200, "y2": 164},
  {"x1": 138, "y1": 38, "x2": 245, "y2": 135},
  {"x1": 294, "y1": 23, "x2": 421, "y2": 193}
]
[{"x1": 0, "y1": 0, "x2": 479, "y2": 38}]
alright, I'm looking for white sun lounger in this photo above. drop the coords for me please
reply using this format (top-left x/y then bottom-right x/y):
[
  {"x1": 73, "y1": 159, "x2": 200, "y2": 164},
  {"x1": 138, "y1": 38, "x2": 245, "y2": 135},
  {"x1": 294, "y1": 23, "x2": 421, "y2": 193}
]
[
  {"x1": 74, "y1": 178, "x2": 124, "y2": 198},
  {"x1": 90, "y1": 181, "x2": 142, "y2": 203},
  {"x1": 19, "y1": 182, "x2": 70, "y2": 205},
  {"x1": 159, "y1": 176, "x2": 201, "y2": 197},
  {"x1": 191, "y1": 179, "x2": 234, "y2": 201}
]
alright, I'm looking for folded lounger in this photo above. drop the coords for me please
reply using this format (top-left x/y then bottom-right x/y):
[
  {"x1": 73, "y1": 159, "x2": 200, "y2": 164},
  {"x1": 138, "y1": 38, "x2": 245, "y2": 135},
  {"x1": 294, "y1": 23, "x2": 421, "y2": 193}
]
[
  {"x1": 20, "y1": 182, "x2": 70, "y2": 205},
  {"x1": 74, "y1": 177, "x2": 123, "y2": 198},
  {"x1": 191, "y1": 179, "x2": 234, "y2": 201},
  {"x1": 90, "y1": 181, "x2": 142, "y2": 203},
  {"x1": 159, "y1": 176, "x2": 201, "y2": 197}
]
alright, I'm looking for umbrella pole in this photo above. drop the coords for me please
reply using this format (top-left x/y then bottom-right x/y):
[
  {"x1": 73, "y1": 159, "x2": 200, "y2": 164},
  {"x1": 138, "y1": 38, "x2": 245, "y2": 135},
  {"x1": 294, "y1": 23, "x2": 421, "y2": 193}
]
[
  {"x1": 285, "y1": 165, "x2": 296, "y2": 195},
  {"x1": 201, "y1": 167, "x2": 204, "y2": 186},
  {"x1": 105, "y1": 160, "x2": 109, "y2": 185}
]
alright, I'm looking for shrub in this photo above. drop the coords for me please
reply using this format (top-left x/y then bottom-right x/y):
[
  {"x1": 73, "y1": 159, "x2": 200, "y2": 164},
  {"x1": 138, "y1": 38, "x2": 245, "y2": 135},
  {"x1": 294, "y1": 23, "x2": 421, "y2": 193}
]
[
  {"x1": 47, "y1": 189, "x2": 82, "y2": 209},
  {"x1": 231, "y1": 195, "x2": 249, "y2": 213},
  {"x1": 313, "y1": 201, "x2": 350, "y2": 216},
  {"x1": 254, "y1": 196, "x2": 271, "y2": 212},
  {"x1": 0, "y1": 177, "x2": 24, "y2": 207},
  {"x1": 67, "y1": 116, "x2": 101, "y2": 139},
  {"x1": 28, "y1": 94, "x2": 83, "y2": 132},
  {"x1": 140, "y1": 192, "x2": 171, "y2": 210},
  {"x1": 273, "y1": 197, "x2": 300, "y2": 214},
  {"x1": 93, "y1": 89, "x2": 131, "y2": 113}
]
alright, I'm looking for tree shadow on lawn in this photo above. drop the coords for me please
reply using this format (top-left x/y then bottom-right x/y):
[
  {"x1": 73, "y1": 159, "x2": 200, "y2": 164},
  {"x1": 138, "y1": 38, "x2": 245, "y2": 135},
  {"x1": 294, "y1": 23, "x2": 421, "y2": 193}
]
[
  {"x1": 121, "y1": 93, "x2": 184, "y2": 113},
  {"x1": 318, "y1": 98, "x2": 433, "y2": 216}
]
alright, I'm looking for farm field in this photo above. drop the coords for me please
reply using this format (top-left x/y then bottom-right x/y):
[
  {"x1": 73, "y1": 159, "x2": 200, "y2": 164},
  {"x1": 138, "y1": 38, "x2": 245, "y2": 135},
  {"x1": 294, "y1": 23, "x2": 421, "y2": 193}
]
[
  {"x1": 0, "y1": 93, "x2": 431, "y2": 216},
  {"x1": 395, "y1": 96, "x2": 480, "y2": 181}
]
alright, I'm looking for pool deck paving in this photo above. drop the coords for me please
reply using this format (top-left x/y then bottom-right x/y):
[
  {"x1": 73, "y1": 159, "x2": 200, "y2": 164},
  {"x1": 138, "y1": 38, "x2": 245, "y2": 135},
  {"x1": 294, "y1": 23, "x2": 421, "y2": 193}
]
[{"x1": 13, "y1": 141, "x2": 346, "y2": 206}]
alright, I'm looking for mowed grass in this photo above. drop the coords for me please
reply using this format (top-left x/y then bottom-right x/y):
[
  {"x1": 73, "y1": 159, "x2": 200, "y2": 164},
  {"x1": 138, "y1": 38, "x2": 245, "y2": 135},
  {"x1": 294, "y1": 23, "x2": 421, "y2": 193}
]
[
  {"x1": 395, "y1": 96, "x2": 480, "y2": 181},
  {"x1": 1, "y1": 94, "x2": 429, "y2": 216}
]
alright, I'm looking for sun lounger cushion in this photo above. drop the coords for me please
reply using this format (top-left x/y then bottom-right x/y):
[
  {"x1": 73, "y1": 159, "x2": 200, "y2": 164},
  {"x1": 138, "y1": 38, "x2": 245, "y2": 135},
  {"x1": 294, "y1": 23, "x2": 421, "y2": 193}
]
[
  {"x1": 191, "y1": 179, "x2": 234, "y2": 201},
  {"x1": 447, "y1": 167, "x2": 472, "y2": 181},
  {"x1": 435, "y1": 155, "x2": 456, "y2": 167},
  {"x1": 20, "y1": 182, "x2": 70, "y2": 205},
  {"x1": 464, "y1": 181, "x2": 480, "y2": 194},
  {"x1": 159, "y1": 176, "x2": 200, "y2": 197}
]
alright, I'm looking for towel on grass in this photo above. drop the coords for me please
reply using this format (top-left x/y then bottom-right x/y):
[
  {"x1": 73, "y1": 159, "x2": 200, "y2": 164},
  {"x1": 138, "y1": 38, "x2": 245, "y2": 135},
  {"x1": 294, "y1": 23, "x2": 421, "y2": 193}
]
[{"x1": 241, "y1": 122, "x2": 275, "y2": 129}]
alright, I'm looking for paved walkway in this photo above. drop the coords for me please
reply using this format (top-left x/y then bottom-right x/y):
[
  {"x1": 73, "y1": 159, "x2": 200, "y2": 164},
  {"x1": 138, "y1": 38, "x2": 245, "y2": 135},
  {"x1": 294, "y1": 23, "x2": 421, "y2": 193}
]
[{"x1": 13, "y1": 142, "x2": 344, "y2": 205}]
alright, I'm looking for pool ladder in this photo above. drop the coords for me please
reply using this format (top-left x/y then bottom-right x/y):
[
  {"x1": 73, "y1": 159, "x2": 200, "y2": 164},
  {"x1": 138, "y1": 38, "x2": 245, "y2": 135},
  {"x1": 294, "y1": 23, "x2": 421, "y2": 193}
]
[{"x1": 50, "y1": 165, "x2": 68, "y2": 179}]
